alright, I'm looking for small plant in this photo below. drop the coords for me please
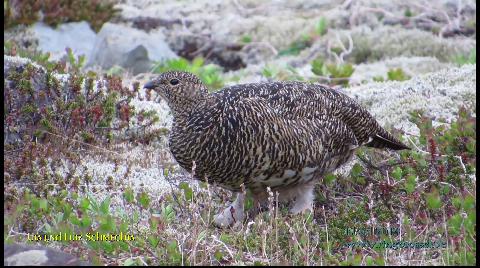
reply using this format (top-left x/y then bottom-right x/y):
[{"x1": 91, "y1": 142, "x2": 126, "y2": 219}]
[
  {"x1": 240, "y1": 35, "x2": 252, "y2": 44},
  {"x1": 66, "y1": 47, "x2": 86, "y2": 73},
  {"x1": 311, "y1": 57, "x2": 325, "y2": 76},
  {"x1": 326, "y1": 63, "x2": 355, "y2": 86},
  {"x1": 404, "y1": 8, "x2": 414, "y2": 17},
  {"x1": 387, "y1": 68, "x2": 410, "y2": 81},
  {"x1": 315, "y1": 17, "x2": 328, "y2": 36},
  {"x1": 310, "y1": 57, "x2": 355, "y2": 86}
]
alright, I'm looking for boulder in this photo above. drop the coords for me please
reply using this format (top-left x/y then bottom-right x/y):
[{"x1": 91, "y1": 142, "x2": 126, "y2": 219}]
[
  {"x1": 32, "y1": 22, "x2": 97, "y2": 61},
  {"x1": 87, "y1": 23, "x2": 178, "y2": 74}
]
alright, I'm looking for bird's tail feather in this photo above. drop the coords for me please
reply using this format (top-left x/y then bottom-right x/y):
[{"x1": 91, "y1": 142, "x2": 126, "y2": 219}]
[{"x1": 366, "y1": 133, "x2": 410, "y2": 150}]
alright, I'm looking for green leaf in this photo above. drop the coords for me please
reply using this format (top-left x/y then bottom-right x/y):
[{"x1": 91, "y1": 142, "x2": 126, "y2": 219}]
[
  {"x1": 404, "y1": 175, "x2": 416, "y2": 194},
  {"x1": 123, "y1": 187, "x2": 135, "y2": 203},
  {"x1": 350, "y1": 163, "x2": 363, "y2": 177},
  {"x1": 80, "y1": 197, "x2": 90, "y2": 211},
  {"x1": 100, "y1": 197, "x2": 111, "y2": 214},
  {"x1": 391, "y1": 166, "x2": 403, "y2": 180},
  {"x1": 311, "y1": 58, "x2": 325, "y2": 76},
  {"x1": 366, "y1": 256, "x2": 374, "y2": 266},
  {"x1": 387, "y1": 68, "x2": 410, "y2": 81},
  {"x1": 100, "y1": 241, "x2": 115, "y2": 253},
  {"x1": 137, "y1": 192, "x2": 150, "y2": 209},
  {"x1": 452, "y1": 197, "x2": 463, "y2": 209},
  {"x1": 214, "y1": 250, "x2": 224, "y2": 261},
  {"x1": 39, "y1": 199, "x2": 48, "y2": 211},
  {"x1": 179, "y1": 182, "x2": 193, "y2": 202},
  {"x1": 220, "y1": 234, "x2": 232, "y2": 244},
  {"x1": 162, "y1": 204, "x2": 175, "y2": 224},
  {"x1": 425, "y1": 190, "x2": 442, "y2": 210},
  {"x1": 100, "y1": 215, "x2": 116, "y2": 232},
  {"x1": 448, "y1": 213, "x2": 462, "y2": 235},
  {"x1": 148, "y1": 235, "x2": 160, "y2": 248},
  {"x1": 81, "y1": 216, "x2": 92, "y2": 228},
  {"x1": 463, "y1": 194, "x2": 475, "y2": 210},
  {"x1": 315, "y1": 17, "x2": 328, "y2": 36},
  {"x1": 262, "y1": 66, "x2": 275, "y2": 78},
  {"x1": 241, "y1": 35, "x2": 252, "y2": 43},
  {"x1": 324, "y1": 173, "x2": 336, "y2": 185},
  {"x1": 70, "y1": 215, "x2": 82, "y2": 226}
]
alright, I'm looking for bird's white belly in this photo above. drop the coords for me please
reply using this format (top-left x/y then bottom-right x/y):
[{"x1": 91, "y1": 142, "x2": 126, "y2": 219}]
[{"x1": 251, "y1": 167, "x2": 318, "y2": 188}]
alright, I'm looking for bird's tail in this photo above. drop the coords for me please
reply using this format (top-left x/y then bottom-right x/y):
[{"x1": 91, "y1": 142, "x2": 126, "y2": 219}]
[{"x1": 365, "y1": 132, "x2": 410, "y2": 150}]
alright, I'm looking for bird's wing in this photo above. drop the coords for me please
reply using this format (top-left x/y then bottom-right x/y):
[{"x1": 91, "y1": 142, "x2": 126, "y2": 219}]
[
  {"x1": 227, "y1": 97, "x2": 359, "y2": 172},
  {"x1": 264, "y1": 84, "x2": 410, "y2": 150},
  {"x1": 218, "y1": 82, "x2": 409, "y2": 150}
]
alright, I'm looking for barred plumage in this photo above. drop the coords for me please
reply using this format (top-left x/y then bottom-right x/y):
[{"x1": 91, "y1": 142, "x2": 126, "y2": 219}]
[{"x1": 144, "y1": 71, "x2": 409, "y2": 226}]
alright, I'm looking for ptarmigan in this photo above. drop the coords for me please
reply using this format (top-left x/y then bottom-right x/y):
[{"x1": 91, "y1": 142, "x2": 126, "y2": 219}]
[{"x1": 144, "y1": 71, "x2": 409, "y2": 227}]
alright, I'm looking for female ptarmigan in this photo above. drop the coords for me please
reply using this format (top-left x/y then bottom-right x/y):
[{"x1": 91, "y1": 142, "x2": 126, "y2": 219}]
[{"x1": 144, "y1": 71, "x2": 409, "y2": 227}]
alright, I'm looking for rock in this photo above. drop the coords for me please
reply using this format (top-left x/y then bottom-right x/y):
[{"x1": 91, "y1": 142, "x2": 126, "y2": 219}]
[
  {"x1": 166, "y1": 34, "x2": 246, "y2": 71},
  {"x1": 87, "y1": 23, "x2": 178, "y2": 74},
  {"x1": 122, "y1": 45, "x2": 152, "y2": 75},
  {"x1": 4, "y1": 243, "x2": 89, "y2": 266},
  {"x1": 32, "y1": 22, "x2": 97, "y2": 61}
]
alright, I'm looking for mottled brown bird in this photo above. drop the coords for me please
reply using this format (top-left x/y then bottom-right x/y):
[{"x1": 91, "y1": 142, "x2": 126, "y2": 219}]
[{"x1": 144, "y1": 71, "x2": 409, "y2": 227}]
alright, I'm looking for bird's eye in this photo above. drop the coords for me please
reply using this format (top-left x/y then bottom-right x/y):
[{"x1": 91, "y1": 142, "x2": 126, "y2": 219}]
[{"x1": 170, "y1": 79, "x2": 179, "y2": 85}]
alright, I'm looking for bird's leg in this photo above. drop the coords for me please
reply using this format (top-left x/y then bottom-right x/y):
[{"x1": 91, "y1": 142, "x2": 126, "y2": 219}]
[
  {"x1": 214, "y1": 192, "x2": 245, "y2": 228},
  {"x1": 247, "y1": 195, "x2": 268, "y2": 220},
  {"x1": 289, "y1": 183, "x2": 315, "y2": 214}
]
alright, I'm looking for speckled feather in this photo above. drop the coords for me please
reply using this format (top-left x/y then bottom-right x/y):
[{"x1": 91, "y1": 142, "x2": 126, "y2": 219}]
[{"x1": 145, "y1": 71, "x2": 409, "y2": 193}]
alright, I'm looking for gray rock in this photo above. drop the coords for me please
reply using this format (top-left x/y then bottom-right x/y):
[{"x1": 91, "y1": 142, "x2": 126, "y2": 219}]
[
  {"x1": 32, "y1": 22, "x2": 97, "y2": 61},
  {"x1": 122, "y1": 45, "x2": 152, "y2": 74},
  {"x1": 4, "y1": 243, "x2": 90, "y2": 266},
  {"x1": 87, "y1": 23, "x2": 178, "y2": 74}
]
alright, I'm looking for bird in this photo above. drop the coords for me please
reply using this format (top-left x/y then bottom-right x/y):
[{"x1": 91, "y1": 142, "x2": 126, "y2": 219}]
[{"x1": 144, "y1": 71, "x2": 410, "y2": 227}]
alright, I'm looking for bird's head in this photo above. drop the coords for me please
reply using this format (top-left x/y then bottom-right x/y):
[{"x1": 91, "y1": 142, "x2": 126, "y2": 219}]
[{"x1": 144, "y1": 71, "x2": 209, "y2": 115}]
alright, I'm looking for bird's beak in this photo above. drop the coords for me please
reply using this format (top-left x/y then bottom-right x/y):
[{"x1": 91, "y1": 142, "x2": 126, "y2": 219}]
[{"x1": 144, "y1": 81, "x2": 155, "y2": 89}]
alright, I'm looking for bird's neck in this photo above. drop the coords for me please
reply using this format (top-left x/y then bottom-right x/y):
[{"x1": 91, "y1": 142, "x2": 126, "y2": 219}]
[{"x1": 170, "y1": 94, "x2": 213, "y2": 119}]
